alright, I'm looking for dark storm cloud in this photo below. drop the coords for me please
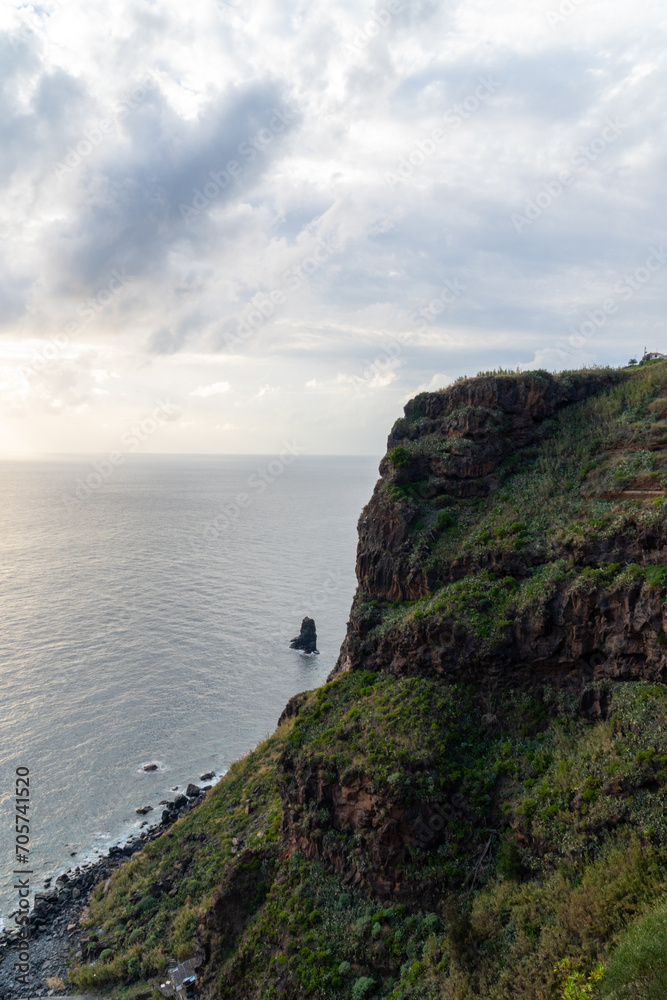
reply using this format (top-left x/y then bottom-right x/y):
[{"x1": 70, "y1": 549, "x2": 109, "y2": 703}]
[
  {"x1": 0, "y1": 32, "x2": 91, "y2": 183},
  {"x1": 45, "y1": 79, "x2": 298, "y2": 291}
]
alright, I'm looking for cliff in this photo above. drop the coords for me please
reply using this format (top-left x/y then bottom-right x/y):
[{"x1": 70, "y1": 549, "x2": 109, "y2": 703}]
[
  {"x1": 68, "y1": 362, "x2": 667, "y2": 1000},
  {"x1": 335, "y1": 367, "x2": 667, "y2": 688}
]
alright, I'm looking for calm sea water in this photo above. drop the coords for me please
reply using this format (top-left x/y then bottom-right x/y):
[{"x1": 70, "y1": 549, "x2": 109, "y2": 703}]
[{"x1": 0, "y1": 455, "x2": 379, "y2": 925}]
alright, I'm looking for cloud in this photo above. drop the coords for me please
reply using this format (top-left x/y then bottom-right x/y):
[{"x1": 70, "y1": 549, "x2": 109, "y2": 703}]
[
  {"x1": 0, "y1": 0, "x2": 664, "y2": 454},
  {"x1": 190, "y1": 380, "x2": 231, "y2": 397},
  {"x1": 412, "y1": 373, "x2": 454, "y2": 395},
  {"x1": 306, "y1": 357, "x2": 403, "y2": 393}
]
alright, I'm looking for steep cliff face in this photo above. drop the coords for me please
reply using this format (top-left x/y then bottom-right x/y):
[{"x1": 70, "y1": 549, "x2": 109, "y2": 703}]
[
  {"x1": 275, "y1": 679, "x2": 484, "y2": 905},
  {"x1": 70, "y1": 362, "x2": 667, "y2": 1000},
  {"x1": 278, "y1": 757, "x2": 426, "y2": 897},
  {"x1": 354, "y1": 370, "x2": 624, "y2": 604},
  {"x1": 336, "y1": 365, "x2": 667, "y2": 690}
]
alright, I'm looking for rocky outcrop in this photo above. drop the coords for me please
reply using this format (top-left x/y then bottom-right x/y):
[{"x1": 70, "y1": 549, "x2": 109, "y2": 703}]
[
  {"x1": 277, "y1": 751, "x2": 452, "y2": 901},
  {"x1": 334, "y1": 367, "x2": 667, "y2": 689},
  {"x1": 337, "y1": 579, "x2": 667, "y2": 688},
  {"x1": 355, "y1": 370, "x2": 624, "y2": 604},
  {"x1": 290, "y1": 617, "x2": 318, "y2": 654}
]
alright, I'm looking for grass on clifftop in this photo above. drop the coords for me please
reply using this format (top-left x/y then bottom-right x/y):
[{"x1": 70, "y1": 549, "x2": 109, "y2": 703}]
[{"x1": 370, "y1": 361, "x2": 667, "y2": 646}]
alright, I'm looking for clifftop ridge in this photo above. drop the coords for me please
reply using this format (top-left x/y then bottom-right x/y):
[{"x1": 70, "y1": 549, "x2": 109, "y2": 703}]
[{"x1": 335, "y1": 363, "x2": 667, "y2": 691}]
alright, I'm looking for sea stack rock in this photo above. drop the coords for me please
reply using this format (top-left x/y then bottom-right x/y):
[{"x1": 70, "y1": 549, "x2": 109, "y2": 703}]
[{"x1": 290, "y1": 617, "x2": 319, "y2": 654}]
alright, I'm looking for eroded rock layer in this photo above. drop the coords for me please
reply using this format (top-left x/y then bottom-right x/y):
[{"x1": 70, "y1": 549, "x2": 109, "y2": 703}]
[{"x1": 335, "y1": 367, "x2": 667, "y2": 688}]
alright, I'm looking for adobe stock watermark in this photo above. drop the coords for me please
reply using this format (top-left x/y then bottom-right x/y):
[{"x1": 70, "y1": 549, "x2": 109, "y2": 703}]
[
  {"x1": 179, "y1": 108, "x2": 296, "y2": 223},
  {"x1": 190, "y1": 443, "x2": 305, "y2": 557},
  {"x1": 17, "y1": 268, "x2": 134, "y2": 384},
  {"x1": 385, "y1": 76, "x2": 502, "y2": 187},
  {"x1": 546, "y1": 0, "x2": 588, "y2": 27},
  {"x1": 511, "y1": 118, "x2": 627, "y2": 233},
  {"x1": 341, "y1": 0, "x2": 403, "y2": 57},
  {"x1": 564, "y1": 246, "x2": 667, "y2": 354},
  {"x1": 351, "y1": 274, "x2": 465, "y2": 392},
  {"x1": 53, "y1": 73, "x2": 159, "y2": 180},
  {"x1": 224, "y1": 238, "x2": 337, "y2": 350},
  {"x1": 409, "y1": 277, "x2": 466, "y2": 330},
  {"x1": 62, "y1": 400, "x2": 178, "y2": 509}
]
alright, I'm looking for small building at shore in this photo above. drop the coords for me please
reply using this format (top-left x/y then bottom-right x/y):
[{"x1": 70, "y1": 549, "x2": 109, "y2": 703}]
[{"x1": 158, "y1": 958, "x2": 197, "y2": 998}]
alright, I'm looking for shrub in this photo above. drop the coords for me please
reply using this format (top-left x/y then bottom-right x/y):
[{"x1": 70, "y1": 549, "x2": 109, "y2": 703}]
[
  {"x1": 126, "y1": 955, "x2": 141, "y2": 980},
  {"x1": 555, "y1": 959, "x2": 604, "y2": 999},
  {"x1": 437, "y1": 511, "x2": 456, "y2": 530},
  {"x1": 135, "y1": 895, "x2": 158, "y2": 914},
  {"x1": 422, "y1": 912, "x2": 441, "y2": 933},
  {"x1": 496, "y1": 839, "x2": 525, "y2": 879},
  {"x1": 352, "y1": 975, "x2": 375, "y2": 998},
  {"x1": 389, "y1": 446, "x2": 410, "y2": 468},
  {"x1": 644, "y1": 565, "x2": 667, "y2": 594}
]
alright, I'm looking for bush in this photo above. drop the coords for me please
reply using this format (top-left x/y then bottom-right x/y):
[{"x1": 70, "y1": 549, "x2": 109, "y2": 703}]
[
  {"x1": 126, "y1": 955, "x2": 141, "y2": 980},
  {"x1": 352, "y1": 975, "x2": 375, "y2": 998},
  {"x1": 389, "y1": 446, "x2": 410, "y2": 468},
  {"x1": 603, "y1": 898, "x2": 667, "y2": 998},
  {"x1": 643, "y1": 565, "x2": 667, "y2": 594},
  {"x1": 555, "y1": 959, "x2": 604, "y2": 999},
  {"x1": 496, "y1": 839, "x2": 524, "y2": 879},
  {"x1": 422, "y1": 912, "x2": 441, "y2": 933},
  {"x1": 135, "y1": 895, "x2": 158, "y2": 914},
  {"x1": 437, "y1": 510, "x2": 456, "y2": 530}
]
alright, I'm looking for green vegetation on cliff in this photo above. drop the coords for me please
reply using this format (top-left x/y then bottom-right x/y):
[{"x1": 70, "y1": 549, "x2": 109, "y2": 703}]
[
  {"x1": 372, "y1": 361, "x2": 667, "y2": 646},
  {"x1": 69, "y1": 362, "x2": 667, "y2": 1000},
  {"x1": 71, "y1": 674, "x2": 667, "y2": 1000},
  {"x1": 69, "y1": 732, "x2": 284, "y2": 992}
]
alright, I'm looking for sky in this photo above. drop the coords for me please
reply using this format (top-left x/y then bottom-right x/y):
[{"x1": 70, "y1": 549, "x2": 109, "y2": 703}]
[{"x1": 0, "y1": 0, "x2": 665, "y2": 455}]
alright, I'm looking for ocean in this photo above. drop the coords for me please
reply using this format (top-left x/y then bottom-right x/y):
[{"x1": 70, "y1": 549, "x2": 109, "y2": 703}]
[{"x1": 0, "y1": 454, "x2": 379, "y2": 926}]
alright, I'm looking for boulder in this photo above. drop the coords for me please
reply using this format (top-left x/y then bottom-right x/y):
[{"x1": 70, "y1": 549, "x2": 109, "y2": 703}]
[
  {"x1": 200, "y1": 771, "x2": 215, "y2": 781},
  {"x1": 289, "y1": 617, "x2": 318, "y2": 654},
  {"x1": 186, "y1": 783, "x2": 201, "y2": 798}
]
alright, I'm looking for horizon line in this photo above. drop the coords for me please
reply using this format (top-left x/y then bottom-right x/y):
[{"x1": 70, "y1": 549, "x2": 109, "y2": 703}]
[{"x1": 0, "y1": 451, "x2": 382, "y2": 460}]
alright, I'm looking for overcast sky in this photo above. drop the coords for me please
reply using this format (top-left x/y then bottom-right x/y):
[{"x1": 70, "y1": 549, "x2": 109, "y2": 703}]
[{"x1": 0, "y1": 0, "x2": 665, "y2": 455}]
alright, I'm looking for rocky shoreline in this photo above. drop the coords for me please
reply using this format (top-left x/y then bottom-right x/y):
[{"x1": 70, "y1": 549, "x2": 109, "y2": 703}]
[{"x1": 0, "y1": 782, "x2": 213, "y2": 999}]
